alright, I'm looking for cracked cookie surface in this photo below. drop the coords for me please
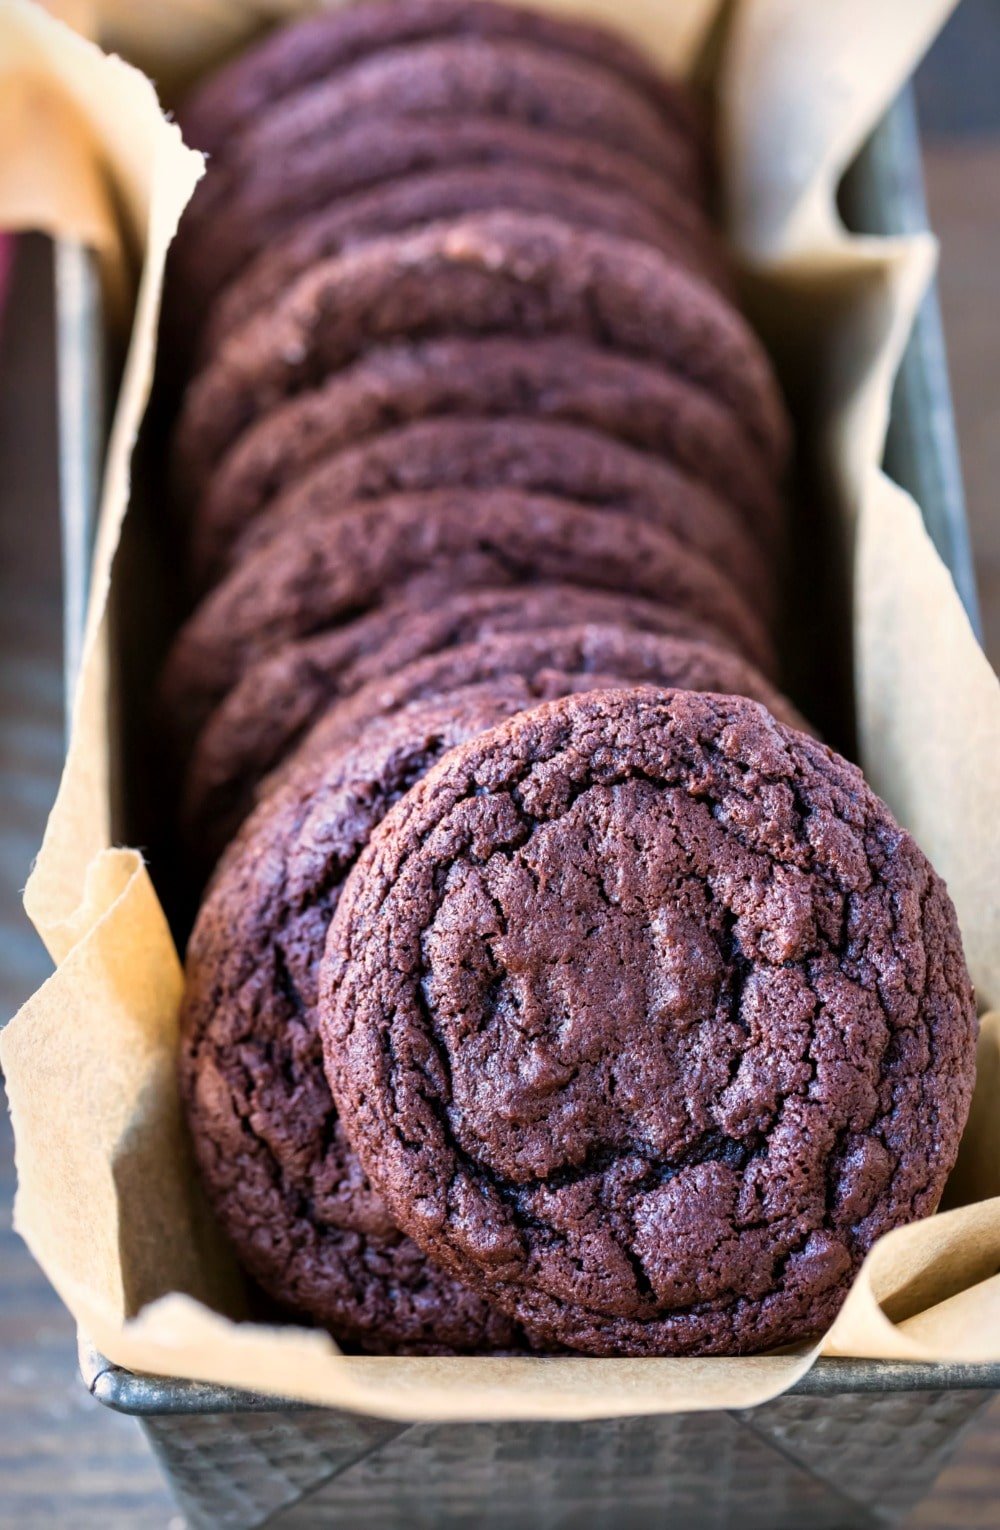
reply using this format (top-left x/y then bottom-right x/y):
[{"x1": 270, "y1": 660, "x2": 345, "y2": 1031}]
[
  {"x1": 180, "y1": 0, "x2": 705, "y2": 161},
  {"x1": 160, "y1": 488, "x2": 777, "y2": 753},
  {"x1": 172, "y1": 113, "x2": 710, "y2": 327},
  {"x1": 181, "y1": 586, "x2": 750, "y2": 868},
  {"x1": 201, "y1": 165, "x2": 727, "y2": 359},
  {"x1": 193, "y1": 336, "x2": 783, "y2": 574},
  {"x1": 223, "y1": 38, "x2": 698, "y2": 188},
  {"x1": 173, "y1": 212, "x2": 789, "y2": 494},
  {"x1": 321, "y1": 688, "x2": 977, "y2": 1356},
  {"x1": 182, "y1": 680, "x2": 664, "y2": 1350},
  {"x1": 213, "y1": 416, "x2": 768, "y2": 604},
  {"x1": 292, "y1": 627, "x2": 807, "y2": 777}
]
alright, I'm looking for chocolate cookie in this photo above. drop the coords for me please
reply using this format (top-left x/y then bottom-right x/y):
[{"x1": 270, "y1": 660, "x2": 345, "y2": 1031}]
[
  {"x1": 202, "y1": 164, "x2": 729, "y2": 356},
  {"x1": 181, "y1": 584, "x2": 748, "y2": 866},
  {"x1": 297, "y1": 627, "x2": 806, "y2": 762},
  {"x1": 202, "y1": 417, "x2": 773, "y2": 604},
  {"x1": 231, "y1": 38, "x2": 696, "y2": 185},
  {"x1": 185, "y1": 624, "x2": 804, "y2": 869},
  {"x1": 194, "y1": 337, "x2": 783, "y2": 570},
  {"x1": 173, "y1": 213, "x2": 789, "y2": 495},
  {"x1": 160, "y1": 489, "x2": 778, "y2": 750},
  {"x1": 180, "y1": 0, "x2": 705, "y2": 160},
  {"x1": 182, "y1": 683, "x2": 556, "y2": 1353},
  {"x1": 322, "y1": 687, "x2": 978, "y2": 1357},
  {"x1": 173, "y1": 114, "x2": 708, "y2": 322}
]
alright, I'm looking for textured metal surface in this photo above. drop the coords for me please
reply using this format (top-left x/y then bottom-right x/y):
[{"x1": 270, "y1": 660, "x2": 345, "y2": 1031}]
[
  {"x1": 59, "y1": 79, "x2": 997, "y2": 1530},
  {"x1": 143, "y1": 1407, "x2": 873, "y2": 1530},
  {"x1": 135, "y1": 1389, "x2": 994, "y2": 1528},
  {"x1": 740, "y1": 1387, "x2": 995, "y2": 1524},
  {"x1": 839, "y1": 87, "x2": 981, "y2": 634},
  {"x1": 141, "y1": 1410, "x2": 408, "y2": 1530}
]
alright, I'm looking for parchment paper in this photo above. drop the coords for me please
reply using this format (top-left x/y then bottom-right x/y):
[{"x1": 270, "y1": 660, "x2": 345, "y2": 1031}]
[{"x1": 2, "y1": 0, "x2": 999, "y2": 1419}]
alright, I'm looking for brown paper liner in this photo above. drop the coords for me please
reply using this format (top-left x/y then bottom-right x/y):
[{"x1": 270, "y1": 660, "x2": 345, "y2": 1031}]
[{"x1": 2, "y1": 0, "x2": 999, "y2": 1418}]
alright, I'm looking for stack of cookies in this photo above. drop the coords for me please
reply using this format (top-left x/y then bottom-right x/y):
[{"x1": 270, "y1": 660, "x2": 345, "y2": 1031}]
[{"x1": 161, "y1": 0, "x2": 977, "y2": 1358}]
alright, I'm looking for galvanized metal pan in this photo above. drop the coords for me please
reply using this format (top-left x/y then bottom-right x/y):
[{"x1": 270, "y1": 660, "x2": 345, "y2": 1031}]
[{"x1": 55, "y1": 85, "x2": 996, "y2": 1530}]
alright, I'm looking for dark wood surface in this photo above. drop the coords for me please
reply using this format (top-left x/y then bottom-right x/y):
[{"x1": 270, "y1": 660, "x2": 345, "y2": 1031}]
[
  {"x1": 0, "y1": 238, "x2": 178, "y2": 1524},
  {"x1": 1, "y1": 7, "x2": 999, "y2": 1523}
]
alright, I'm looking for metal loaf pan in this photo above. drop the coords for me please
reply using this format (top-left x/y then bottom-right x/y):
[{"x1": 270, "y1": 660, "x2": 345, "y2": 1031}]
[{"x1": 58, "y1": 86, "x2": 995, "y2": 1530}]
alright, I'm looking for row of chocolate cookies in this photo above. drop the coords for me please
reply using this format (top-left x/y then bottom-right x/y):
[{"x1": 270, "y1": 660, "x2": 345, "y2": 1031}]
[
  {"x1": 162, "y1": 1, "x2": 977, "y2": 1357},
  {"x1": 164, "y1": 0, "x2": 789, "y2": 873}
]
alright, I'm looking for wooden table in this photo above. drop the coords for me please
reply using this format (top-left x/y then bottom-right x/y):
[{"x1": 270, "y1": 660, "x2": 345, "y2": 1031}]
[
  {"x1": 1, "y1": 8, "x2": 999, "y2": 1522},
  {"x1": 0, "y1": 238, "x2": 177, "y2": 1525}
]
